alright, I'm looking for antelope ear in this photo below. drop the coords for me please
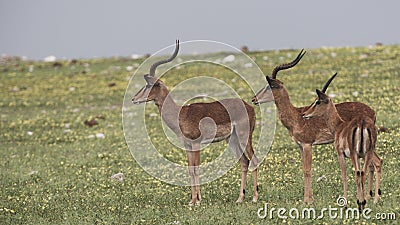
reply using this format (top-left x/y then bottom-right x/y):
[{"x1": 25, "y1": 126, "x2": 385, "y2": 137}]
[
  {"x1": 316, "y1": 89, "x2": 329, "y2": 102},
  {"x1": 266, "y1": 76, "x2": 281, "y2": 89},
  {"x1": 144, "y1": 74, "x2": 157, "y2": 85},
  {"x1": 316, "y1": 89, "x2": 323, "y2": 97}
]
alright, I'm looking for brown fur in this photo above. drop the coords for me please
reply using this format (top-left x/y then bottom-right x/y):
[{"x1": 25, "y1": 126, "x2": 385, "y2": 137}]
[
  {"x1": 132, "y1": 41, "x2": 258, "y2": 205},
  {"x1": 303, "y1": 90, "x2": 382, "y2": 210},
  {"x1": 252, "y1": 64, "x2": 376, "y2": 204}
]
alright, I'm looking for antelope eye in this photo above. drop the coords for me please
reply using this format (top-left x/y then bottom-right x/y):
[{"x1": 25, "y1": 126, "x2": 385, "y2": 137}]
[{"x1": 315, "y1": 100, "x2": 321, "y2": 105}]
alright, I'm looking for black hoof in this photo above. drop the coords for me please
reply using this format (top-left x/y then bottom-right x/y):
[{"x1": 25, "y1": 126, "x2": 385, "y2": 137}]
[
  {"x1": 378, "y1": 189, "x2": 382, "y2": 195},
  {"x1": 357, "y1": 199, "x2": 367, "y2": 212}
]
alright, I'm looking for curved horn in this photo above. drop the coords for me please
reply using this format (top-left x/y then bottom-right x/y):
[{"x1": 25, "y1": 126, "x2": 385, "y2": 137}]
[
  {"x1": 271, "y1": 49, "x2": 306, "y2": 79},
  {"x1": 321, "y1": 72, "x2": 338, "y2": 93},
  {"x1": 149, "y1": 39, "x2": 180, "y2": 76}
]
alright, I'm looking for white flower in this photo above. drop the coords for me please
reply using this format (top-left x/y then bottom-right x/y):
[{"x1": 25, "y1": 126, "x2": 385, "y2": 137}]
[
  {"x1": 110, "y1": 172, "x2": 124, "y2": 181},
  {"x1": 96, "y1": 133, "x2": 105, "y2": 139},
  {"x1": 359, "y1": 54, "x2": 368, "y2": 60},
  {"x1": 317, "y1": 175, "x2": 327, "y2": 182},
  {"x1": 149, "y1": 113, "x2": 158, "y2": 117},
  {"x1": 29, "y1": 171, "x2": 38, "y2": 175}
]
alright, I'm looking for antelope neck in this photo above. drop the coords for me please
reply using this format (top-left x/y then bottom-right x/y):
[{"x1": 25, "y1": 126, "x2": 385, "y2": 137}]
[
  {"x1": 323, "y1": 104, "x2": 344, "y2": 133},
  {"x1": 274, "y1": 93, "x2": 300, "y2": 128},
  {"x1": 155, "y1": 90, "x2": 182, "y2": 135}
]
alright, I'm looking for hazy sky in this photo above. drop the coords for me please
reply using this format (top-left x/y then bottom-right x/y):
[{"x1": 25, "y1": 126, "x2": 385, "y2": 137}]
[{"x1": 1, "y1": 0, "x2": 399, "y2": 60}]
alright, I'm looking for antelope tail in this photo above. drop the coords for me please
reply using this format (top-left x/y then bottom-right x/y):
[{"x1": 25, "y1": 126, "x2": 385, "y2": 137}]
[{"x1": 352, "y1": 120, "x2": 376, "y2": 156}]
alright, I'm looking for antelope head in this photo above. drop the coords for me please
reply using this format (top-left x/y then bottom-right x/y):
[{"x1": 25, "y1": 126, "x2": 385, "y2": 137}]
[
  {"x1": 252, "y1": 49, "x2": 306, "y2": 105},
  {"x1": 132, "y1": 40, "x2": 180, "y2": 104},
  {"x1": 302, "y1": 73, "x2": 338, "y2": 119}
]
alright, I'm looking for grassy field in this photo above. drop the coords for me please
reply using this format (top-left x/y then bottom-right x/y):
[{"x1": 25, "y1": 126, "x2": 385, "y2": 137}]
[{"x1": 1, "y1": 45, "x2": 399, "y2": 224}]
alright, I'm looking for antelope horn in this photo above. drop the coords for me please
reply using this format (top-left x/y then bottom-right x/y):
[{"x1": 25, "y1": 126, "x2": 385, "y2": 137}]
[
  {"x1": 149, "y1": 39, "x2": 180, "y2": 76},
  {"x1": 271, "y1": 49, "x2": 306, "y2": 79},
  {"x1": 321, "y1": 72, "x2": 338, "y2": 93}
]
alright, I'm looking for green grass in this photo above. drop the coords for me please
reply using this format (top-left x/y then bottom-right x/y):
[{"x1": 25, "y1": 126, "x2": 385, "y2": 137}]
[{"x1": 1, "y1": 45, "x2": 399, "y2": 224}]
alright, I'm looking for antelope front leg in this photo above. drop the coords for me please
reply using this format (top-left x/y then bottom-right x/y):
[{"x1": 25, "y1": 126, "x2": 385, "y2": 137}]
[
  {"x1": 187, "y1": 151, "x2": 196, "y2": 206},
  {"x1": 186, "y1": 143, "x2": 201, "y2": 206},
  {"x1": 301, "y1": 144, "x2": 313, "y2": 204},
  {"x1": 193, "y1": 147, "x2": 201, "y2": 204},
  {"x1": 186, "y1": 152, "x2": 200, "y2": 206}
]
